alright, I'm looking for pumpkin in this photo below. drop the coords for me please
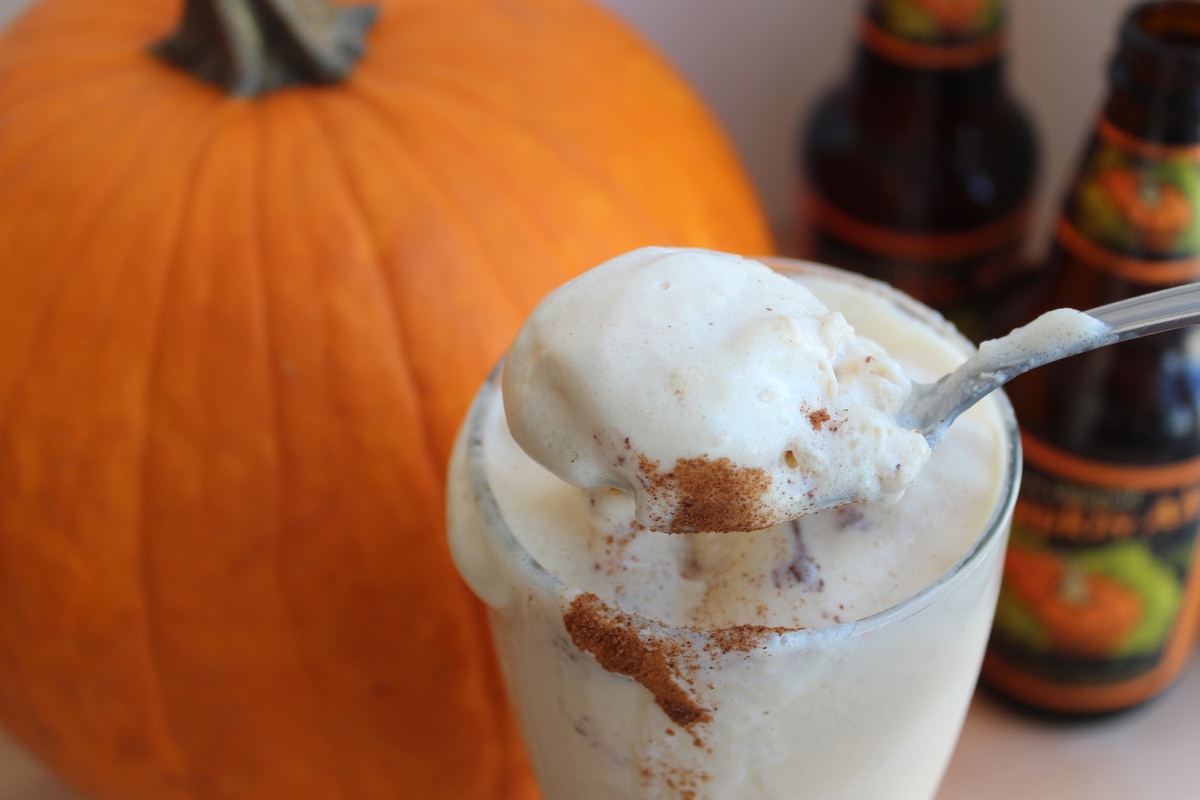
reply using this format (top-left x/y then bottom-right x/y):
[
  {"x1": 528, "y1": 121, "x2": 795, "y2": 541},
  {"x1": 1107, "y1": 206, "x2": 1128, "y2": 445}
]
[
  {"x1": 1096, "y1": 167, "x2": 1192, "y2": 253},
  {"x1": 1000, "y1": 547, "x2": 1143, "y2": 658},
  {"x1": 0, "y1": 1, "x2": 772, "y2": 799}
]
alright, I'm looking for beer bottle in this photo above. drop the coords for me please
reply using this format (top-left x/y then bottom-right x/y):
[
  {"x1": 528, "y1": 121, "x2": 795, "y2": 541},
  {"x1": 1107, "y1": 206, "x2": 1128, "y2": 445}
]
[
  {"x1": 982, "y1": 0, "x2": 1200, "y2": 715},
  {"x1": 798, "y1": 0, "x2": 1038, "y2": 341}
]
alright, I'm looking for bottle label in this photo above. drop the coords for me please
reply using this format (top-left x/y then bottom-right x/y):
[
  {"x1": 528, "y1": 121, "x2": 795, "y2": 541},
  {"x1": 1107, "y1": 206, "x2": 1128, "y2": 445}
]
[
  {"x1": 863, "y1": 0, "x2": 1004, "y2": 69},
  {"x1": 1057, "y1": 117, "x2": 1200, "y2": 285},
  {"x1": 984, "y1": 432, "x2": 1200, "y2": 712}
]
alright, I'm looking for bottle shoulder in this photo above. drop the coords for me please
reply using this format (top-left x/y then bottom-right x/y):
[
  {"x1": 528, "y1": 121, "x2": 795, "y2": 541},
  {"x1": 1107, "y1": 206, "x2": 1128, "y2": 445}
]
[
  {"x1": 801, "y1": 82, "x2": 1038, "y2": 229},
  {"x1": 803, "y1": 79, "x2": 1037, "y2": 152}
]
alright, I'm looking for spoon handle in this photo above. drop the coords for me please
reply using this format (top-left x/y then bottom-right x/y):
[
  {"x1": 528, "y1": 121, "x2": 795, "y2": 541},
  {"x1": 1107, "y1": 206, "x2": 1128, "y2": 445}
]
[
  {"x1": 908, "y1": 280, "x2": 1200, "y2": 446},
  {"x1": 1088, "y1": 280, "x2": 1200, "y2": 341}
]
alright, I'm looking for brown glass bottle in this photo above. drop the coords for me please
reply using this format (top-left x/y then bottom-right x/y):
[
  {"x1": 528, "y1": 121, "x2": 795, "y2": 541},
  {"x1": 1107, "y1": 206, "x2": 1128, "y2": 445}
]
[
  {"x1": 982, "y1": 1, "x2": 1200, "y2": 716},
  {"x1": 799, "y1": 0, "x2": 1038, "y2": 341}
]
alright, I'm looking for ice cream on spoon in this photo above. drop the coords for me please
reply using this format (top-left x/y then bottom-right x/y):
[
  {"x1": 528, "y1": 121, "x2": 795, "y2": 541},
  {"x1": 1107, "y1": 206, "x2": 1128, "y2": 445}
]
[{"x1": 502, "y1": 246, "x2": 932, "y2": 532}]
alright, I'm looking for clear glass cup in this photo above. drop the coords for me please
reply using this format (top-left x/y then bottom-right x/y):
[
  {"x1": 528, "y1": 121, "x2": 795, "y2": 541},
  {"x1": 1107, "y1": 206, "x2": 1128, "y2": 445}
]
[{"x1": 447, "y1": 258, "x2": 1021, "y2": 800}]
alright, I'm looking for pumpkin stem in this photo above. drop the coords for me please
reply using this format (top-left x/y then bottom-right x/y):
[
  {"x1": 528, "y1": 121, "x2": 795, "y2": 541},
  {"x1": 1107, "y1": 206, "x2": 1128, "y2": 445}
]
[{"x1": 153, "y1": 0, "x2": 379, "y2": 97}]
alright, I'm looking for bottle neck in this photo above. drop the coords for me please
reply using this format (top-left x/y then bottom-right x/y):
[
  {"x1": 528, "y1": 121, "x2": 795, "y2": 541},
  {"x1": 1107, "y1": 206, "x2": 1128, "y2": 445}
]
[
  {"x1": 1048, "y1": 3, "x2": 1200, "y2": 288},
  {"x1": 850, "y1": 7, "x2": 1008, "y2": 100},
  {"x1": 1104, "y1": 1, "x2": 1200, "y2": 144},
  {"x1": 851, "y1": 41, "x2": 1004, "y2": 99}
]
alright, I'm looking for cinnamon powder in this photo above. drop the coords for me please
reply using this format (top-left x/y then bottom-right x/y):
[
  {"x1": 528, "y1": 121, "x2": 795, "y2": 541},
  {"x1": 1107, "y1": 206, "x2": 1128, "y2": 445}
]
[
  {"x1": 562, "y1": 593, "x2": 798, "y2": 729},
  {"x1": 563, "y1": 592, "x2": 711, "y2": 728},
  {"x1": 807, "y1": 407, "x2": 832, "y2": 430},
  {"x1": 637, "y1": 453, "x2": 774, "y2": 533}
]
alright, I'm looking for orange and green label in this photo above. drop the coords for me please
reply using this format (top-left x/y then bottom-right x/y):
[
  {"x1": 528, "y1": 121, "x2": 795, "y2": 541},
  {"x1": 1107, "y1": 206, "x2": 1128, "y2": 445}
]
[
  {"x1": 984, "y1": 433, "x2": 1200, "y2": 713},
  {"x1": 1057, "y1": 118, "x2": 1200, "y2": 284}
]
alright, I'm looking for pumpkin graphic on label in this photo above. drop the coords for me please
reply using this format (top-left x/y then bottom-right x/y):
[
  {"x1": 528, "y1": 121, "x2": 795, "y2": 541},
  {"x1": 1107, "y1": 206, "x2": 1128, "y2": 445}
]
[
  {"x1": 1097, "y1": 168, "x2": 1192, "y2": 253},
  {"x1": 995, "y1": 539, "x2": 1183, "y2": 660},
  {"x1": 999, "y1": 547, "x2": 1140, "y2": 658},
  {"x1": 1073, "y1": 146, "x2": 1200, "y2": 256}
]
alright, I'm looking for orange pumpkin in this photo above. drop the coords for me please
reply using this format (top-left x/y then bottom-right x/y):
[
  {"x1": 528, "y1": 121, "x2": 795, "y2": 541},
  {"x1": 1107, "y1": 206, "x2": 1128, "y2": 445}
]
[
  {"x1": 1002, "y1": 547, "x2": 1143, "y2": 658},
  {"x1": 0, "y1": 1, "x2": 772, "y2": 799}
]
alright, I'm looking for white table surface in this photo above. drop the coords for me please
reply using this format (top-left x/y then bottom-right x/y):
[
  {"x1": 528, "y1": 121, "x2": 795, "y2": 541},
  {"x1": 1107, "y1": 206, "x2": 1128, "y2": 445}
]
[
  {"x1": 938, "y1": 654, "x2": 1200, "y2": 799},
  {"x1": 1, "y1": 655, "x2": 1195, "y2": 800}
]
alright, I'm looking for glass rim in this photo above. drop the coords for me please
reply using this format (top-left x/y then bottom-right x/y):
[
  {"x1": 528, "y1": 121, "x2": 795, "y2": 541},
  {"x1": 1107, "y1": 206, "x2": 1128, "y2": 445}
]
[{"x1": 462, "y1": 256, "x2": 1022, "y2": 646}]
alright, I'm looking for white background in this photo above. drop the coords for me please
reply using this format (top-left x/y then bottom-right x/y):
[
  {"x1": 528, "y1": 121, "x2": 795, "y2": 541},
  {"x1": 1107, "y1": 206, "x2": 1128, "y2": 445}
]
[{"x1": 0, "y1": 0, "x2": 1140, "y2": 252}]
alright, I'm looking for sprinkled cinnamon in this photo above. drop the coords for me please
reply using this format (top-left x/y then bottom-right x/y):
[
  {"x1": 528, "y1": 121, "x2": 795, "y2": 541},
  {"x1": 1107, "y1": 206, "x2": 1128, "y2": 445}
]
[
  {"x1": 807, "y1": 408, "x2": 832, "y2": 431},
  {"x1": 562, "y1": 592, "x2": 800, "y2": 730},
  {"x1": 637, "y1": 453, "x2": 774, "y2": 533},
  {"x1": 563, "y1": 593, "x2": 712, "y2": 728}
]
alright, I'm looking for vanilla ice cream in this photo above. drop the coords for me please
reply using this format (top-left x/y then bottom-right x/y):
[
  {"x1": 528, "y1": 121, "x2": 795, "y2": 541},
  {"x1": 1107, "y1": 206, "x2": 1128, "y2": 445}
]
[
  {"x1": 502, "y1": 247, "x2": 931, "y2": 532},
  {"x1": 447, "y1": 253, "x2": 1019, "y2": 800}
]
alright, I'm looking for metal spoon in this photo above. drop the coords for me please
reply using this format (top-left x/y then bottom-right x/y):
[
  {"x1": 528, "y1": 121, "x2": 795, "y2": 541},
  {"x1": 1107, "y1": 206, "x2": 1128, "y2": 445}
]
[{"x1": 901, "y1": 281, "x2": 1200, "y2": 447}]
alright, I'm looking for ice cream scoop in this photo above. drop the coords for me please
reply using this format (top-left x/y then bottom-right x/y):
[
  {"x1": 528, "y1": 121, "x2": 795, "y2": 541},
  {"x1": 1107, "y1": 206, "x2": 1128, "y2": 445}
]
[{"x1": 502, "y1": 247, "x2": 931, "y2": 532}]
